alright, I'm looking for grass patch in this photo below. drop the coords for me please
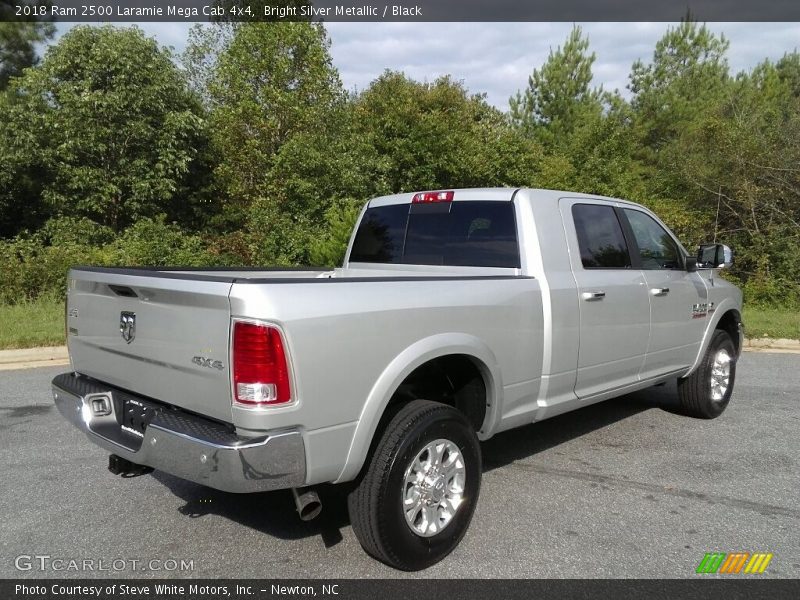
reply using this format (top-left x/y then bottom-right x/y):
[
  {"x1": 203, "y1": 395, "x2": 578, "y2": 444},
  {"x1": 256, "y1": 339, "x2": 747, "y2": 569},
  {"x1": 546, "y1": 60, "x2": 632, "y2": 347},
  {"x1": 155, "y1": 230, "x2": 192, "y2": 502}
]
[
  {"x1": 0, "y1": 296, "x2": 65, "y2": 350},
  {"x1": 742, "y1": 305, "x2": 800, "y2": 340}
]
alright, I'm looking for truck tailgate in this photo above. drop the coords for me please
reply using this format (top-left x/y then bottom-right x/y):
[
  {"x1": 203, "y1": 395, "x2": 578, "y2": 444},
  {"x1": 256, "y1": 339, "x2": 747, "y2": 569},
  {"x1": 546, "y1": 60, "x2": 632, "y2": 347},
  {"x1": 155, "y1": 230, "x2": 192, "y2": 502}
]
[{"x1": 66, "y1": 268, "x2": 234, "y2": 423}]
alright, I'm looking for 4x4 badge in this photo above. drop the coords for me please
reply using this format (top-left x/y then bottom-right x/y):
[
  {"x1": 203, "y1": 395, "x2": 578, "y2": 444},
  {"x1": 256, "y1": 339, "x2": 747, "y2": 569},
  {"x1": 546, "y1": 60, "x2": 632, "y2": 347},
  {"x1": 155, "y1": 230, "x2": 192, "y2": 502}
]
[{"x1": 120, "y1": 311, "x2": 136, "y2": 343}]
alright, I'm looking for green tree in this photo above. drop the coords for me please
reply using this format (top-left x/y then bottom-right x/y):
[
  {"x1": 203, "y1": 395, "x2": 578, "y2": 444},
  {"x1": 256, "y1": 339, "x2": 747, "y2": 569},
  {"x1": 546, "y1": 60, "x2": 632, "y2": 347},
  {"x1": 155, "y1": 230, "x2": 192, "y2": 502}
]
[
  {"x1": 242, "y1": 69, "x2": 544, "y2": 264},
  {"x1": 308, "y1": 198, "x2": 363, "y2": 267},
  {"x1": 674, "y1": 61, "x2": 800, "y2": 305},
  {"x1": 775, "y1": 52, "x2": 800, "y2": 100},
  {"x1": 356, "y1": 71, "x2": 541, "y2": 194},
  {"x1": 0, "y1": 2, "x2": 55, "y2": 90},
  {"x1": 0, "y1": 91, "x2": 46, "y2": 236},
  {"x1": 630, "y1": 21, "x2": 730, "y2": 153},
  {"x1": 508, "y1": 26, "x2": 643, "y2": 202},
  {"x1": 1, "y1": 25, "x2": 208, "y2": 232},
  {"x1": 509, "y1": 26, "x2": 602, "y2": 148},
  {"x1": 626, "y1": 21, "x2": 733, "y2": 259},
  {"x1": 187, "y1": 22, "x2": 354, "y2": 264},
  {"x1": 182, "y1": 24, "x2": 233, "y2": 107},
  {"x1": 627, "y1": 24, "x2": 800, "y2": 306},
  {"x1": 539, "y1": 93, "x2": 647, "y2": 201},
  {"x1": 204, "y1": 23, "x2": 342, "y2": 207}
]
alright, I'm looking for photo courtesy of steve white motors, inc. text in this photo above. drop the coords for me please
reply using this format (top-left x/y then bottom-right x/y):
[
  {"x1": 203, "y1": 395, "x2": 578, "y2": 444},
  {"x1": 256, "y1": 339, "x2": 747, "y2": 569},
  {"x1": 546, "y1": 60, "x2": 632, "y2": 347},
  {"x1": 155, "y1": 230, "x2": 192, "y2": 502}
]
[
  {"x1": 14, "y1": 583, "x2": 339, "y2": 597},
  {"x1": 15, "y1": 3, "x2": 424, "y2": 18}
]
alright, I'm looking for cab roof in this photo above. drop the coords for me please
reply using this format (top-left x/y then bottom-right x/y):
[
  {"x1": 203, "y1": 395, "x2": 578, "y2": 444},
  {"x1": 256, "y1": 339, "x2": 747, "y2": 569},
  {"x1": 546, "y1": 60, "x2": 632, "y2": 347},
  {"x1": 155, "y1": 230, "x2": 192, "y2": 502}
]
[{"x1": 367, "y1": 187, "x2": 641, "y2": 208}]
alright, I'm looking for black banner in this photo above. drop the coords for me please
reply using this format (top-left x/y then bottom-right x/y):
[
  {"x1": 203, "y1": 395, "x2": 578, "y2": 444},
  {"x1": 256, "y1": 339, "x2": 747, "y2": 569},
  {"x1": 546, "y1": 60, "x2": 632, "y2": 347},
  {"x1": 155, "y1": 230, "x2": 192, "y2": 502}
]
[
  {"x1": 3, "y1": 0, "x2": 800, "y2": 23},
  {"x1": 3, "y1": 579, "x2": 800, "y2": 600}
]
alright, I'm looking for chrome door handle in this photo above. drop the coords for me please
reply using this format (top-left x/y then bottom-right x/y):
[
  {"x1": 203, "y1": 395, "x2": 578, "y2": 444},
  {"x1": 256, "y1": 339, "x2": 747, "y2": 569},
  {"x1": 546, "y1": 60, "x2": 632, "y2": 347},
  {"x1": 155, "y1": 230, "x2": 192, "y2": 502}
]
[
  {"x1": 581, "y1": 291, "x2": 606, "y2": 301},
  {"x1": 650, "y1": 287, "x2": 670, "y2": 296}
]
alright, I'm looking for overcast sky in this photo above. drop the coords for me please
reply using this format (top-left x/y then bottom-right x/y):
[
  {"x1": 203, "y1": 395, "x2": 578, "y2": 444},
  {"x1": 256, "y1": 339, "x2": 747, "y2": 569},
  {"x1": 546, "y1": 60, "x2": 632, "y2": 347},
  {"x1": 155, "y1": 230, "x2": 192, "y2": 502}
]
[{"x1": 55, "y1": 22, "x2": 800, "y2": 109}]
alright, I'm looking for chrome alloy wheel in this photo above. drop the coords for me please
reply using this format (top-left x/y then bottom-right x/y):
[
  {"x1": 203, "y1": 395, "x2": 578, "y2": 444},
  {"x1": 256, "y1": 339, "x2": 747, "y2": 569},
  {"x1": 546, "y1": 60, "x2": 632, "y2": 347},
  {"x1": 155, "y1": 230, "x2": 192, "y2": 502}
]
[
  {"x1": 710, "y1": 348, "x2": 732, "y2": 401},
  {"x1": 402, "y1": 438, "x2": 466, "y2": 537}
]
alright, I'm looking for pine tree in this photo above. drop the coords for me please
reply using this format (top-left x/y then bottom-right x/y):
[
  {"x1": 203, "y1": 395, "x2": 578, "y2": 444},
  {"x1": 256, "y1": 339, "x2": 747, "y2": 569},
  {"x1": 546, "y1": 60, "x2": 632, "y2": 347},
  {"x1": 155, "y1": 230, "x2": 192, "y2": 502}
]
[{"x1": 509, "y1": 26, "x2": 601, "y2": 147}]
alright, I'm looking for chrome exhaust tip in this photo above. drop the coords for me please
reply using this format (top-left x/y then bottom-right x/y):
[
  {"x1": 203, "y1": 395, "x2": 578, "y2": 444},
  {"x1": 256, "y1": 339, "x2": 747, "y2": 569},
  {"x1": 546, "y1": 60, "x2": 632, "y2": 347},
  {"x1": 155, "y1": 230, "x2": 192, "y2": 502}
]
[{"x1": 291, "y1": 487, "x2": 322, "y2": 521}]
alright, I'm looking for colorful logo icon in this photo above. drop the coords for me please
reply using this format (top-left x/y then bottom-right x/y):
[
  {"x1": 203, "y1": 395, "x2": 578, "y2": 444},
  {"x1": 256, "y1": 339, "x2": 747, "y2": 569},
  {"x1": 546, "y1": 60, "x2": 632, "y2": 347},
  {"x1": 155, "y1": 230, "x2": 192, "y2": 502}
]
[{"x1": 696, "y1": 552, "x2": 773, "y2": 574}]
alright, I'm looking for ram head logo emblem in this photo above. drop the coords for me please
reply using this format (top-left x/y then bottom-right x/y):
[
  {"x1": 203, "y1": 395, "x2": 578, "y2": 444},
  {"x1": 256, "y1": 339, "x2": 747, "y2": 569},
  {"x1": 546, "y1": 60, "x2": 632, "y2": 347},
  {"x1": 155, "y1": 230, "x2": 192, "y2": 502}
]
[{"x1": 120, "y1": 311, "x2": 136, "y2": 343}]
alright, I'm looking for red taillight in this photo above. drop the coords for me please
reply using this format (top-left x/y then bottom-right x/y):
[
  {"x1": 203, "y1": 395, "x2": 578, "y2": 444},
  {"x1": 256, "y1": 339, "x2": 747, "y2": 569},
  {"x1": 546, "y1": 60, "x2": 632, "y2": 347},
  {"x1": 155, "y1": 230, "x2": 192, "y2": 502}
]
[
  {"x1": 233, "y1": 321, "x2": 292, "y2": 407},
  {"x1": 412, "y1": 190, "x2": 454, "y2": 203}
]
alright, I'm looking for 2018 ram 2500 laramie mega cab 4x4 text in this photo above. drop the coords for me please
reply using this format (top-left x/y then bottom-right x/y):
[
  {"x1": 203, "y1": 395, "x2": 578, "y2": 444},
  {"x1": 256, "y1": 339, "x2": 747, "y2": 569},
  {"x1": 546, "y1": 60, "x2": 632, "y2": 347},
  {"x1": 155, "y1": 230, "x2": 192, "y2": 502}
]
[{"x1": 52, "y1": 188, "x2": 743, "y2": 570}]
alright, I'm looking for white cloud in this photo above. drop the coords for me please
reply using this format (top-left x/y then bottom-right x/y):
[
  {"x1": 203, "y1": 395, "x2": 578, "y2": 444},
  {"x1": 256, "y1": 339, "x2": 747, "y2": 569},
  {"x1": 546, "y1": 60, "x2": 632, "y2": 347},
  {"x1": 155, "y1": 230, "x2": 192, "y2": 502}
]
[{"x1": 327, "y1": 22, "x2": 800, "y2": 107}]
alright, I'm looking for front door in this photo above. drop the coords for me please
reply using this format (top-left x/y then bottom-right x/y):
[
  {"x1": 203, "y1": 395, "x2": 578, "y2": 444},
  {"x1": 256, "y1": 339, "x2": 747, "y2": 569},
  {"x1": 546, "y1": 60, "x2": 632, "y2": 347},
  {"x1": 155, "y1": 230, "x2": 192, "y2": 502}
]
[
  {"x1": 560, "y1": 199, "x2": 651, "y2": 399},
  {"x1": 620, "y1": 208, "x2": 708, "y2": 377}
]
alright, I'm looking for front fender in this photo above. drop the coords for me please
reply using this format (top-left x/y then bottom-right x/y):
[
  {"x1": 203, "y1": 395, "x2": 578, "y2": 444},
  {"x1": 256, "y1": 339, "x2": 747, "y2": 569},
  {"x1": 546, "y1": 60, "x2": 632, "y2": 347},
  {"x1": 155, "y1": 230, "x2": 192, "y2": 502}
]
[
  {"x1": 683, "y1": 298, "x2": 743, "y2": 377},
  {"x1": 334, "y1": 333, "x2": 501, "y2": 483}
]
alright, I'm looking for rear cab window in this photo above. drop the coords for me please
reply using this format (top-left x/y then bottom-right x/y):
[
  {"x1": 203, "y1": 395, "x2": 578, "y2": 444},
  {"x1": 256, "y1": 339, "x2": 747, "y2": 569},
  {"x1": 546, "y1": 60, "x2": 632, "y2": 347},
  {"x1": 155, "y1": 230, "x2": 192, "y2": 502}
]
[{"x1": 350, "y1": 201, "x2": 520, "y2": 268}]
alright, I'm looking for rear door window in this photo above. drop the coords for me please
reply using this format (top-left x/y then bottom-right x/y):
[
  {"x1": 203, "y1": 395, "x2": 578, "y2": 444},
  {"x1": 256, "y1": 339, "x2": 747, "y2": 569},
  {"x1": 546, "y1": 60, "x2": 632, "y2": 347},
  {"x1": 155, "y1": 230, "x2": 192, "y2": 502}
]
[{"x1": 571, "y1": 204, "x2": 632, "y2": 269}]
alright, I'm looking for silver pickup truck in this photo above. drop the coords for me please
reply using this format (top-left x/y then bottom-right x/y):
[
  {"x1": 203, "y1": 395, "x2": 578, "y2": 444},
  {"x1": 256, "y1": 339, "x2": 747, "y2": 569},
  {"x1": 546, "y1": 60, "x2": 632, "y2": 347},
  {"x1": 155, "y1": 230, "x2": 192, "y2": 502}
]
[{"x1": 52, "y1": 188, "x2": 743, "y2": 570}]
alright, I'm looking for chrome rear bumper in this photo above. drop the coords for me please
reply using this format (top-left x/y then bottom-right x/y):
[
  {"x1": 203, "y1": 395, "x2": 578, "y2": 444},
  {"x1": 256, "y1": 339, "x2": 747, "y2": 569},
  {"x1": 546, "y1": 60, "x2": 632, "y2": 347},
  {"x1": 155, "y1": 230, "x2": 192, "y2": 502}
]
[{"x1": 52, "y1": 373, "x2": 306, "y2": 493}]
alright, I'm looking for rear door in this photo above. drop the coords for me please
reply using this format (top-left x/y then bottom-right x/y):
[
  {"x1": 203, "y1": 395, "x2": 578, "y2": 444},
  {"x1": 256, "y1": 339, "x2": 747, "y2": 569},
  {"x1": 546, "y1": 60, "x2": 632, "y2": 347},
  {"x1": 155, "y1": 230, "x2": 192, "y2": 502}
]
[
  {"x1": 620, "y1": 208, "x2": 708, "y2": 377},
  {"x1": 66, "y1": 269, "x2": 235, "y2": 422},
  {"x1": 560, "y1": 199, "x2": 651, "y2": 398}
]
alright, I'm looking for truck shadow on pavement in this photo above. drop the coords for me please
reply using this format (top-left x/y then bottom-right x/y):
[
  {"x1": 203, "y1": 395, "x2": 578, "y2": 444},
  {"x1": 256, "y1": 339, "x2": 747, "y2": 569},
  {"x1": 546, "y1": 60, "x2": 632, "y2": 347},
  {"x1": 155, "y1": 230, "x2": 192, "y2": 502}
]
[
  {"x1": 152, "y1": 382, "x2": 683, "y2": 548},
  {"x1": 151, "y1": 471, "x2": 353, "y2": 548},
  {"x1": 481, "y1": 381, "x2": 682, "y2": 472}
]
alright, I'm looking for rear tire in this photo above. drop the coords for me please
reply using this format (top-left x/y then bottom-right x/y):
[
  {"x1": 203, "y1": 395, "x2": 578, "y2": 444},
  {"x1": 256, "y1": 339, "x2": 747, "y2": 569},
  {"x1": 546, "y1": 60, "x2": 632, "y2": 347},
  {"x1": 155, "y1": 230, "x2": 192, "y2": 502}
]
[
  {"x1": 677, "y1": 329, "x2": 737, "y2": 419},
  {"x1": 347, "y1": 400, "x2": 481, "y2": 571}
]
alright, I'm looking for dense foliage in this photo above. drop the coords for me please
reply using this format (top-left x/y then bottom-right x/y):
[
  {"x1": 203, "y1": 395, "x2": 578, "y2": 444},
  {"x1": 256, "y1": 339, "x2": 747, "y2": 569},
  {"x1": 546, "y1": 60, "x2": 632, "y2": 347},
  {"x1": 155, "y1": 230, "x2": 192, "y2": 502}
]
[
  {"x1": 0, "y1": 22, "x2": 798, "y2": 307},
  {"x1": 0, "y1": 2, "x2": 55, "y2": 91}
]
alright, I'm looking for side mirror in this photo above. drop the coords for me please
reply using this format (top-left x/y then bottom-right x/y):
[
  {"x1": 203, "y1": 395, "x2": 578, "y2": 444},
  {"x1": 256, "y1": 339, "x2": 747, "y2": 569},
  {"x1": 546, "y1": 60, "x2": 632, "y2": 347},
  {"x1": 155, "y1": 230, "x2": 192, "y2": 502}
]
[
  {"x1": 685, "y1": 256, "x2": 698, "y2": 272},
  {"x1": 697, "y1": 243, "x2": 733, "y2": 269}
]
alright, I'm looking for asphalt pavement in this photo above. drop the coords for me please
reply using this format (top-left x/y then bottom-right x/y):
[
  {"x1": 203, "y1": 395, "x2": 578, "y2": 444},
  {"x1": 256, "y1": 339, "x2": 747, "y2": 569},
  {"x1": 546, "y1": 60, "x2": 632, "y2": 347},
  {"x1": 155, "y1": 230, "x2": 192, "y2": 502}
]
[{"x1": 0, "y1": 353, "x2": 797, "y2": 578}]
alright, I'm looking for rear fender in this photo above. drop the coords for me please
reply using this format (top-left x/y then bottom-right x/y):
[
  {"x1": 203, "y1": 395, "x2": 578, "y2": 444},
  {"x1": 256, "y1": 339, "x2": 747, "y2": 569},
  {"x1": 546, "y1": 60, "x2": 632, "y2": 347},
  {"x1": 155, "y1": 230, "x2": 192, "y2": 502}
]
[{"x1": 334, "y1": 333, "x2": 501, "y2": 483}]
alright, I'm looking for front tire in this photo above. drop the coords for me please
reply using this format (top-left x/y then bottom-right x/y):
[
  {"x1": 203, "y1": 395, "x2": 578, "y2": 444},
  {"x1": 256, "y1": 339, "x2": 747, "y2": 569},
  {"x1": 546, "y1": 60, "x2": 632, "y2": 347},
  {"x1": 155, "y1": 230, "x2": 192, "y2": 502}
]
[
  {"x1": 347, "y1": 400, "x2": 482, "y2": 571},
  {"x1": 677, "y1": 329, "x2": 737, "y2": 419}
]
